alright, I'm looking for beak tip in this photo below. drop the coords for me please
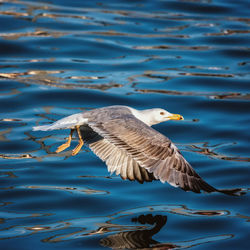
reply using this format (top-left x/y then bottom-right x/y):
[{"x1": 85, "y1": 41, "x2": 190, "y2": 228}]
[{"x1": 168, "y1": 114, "x2": 184, "y2": 121}]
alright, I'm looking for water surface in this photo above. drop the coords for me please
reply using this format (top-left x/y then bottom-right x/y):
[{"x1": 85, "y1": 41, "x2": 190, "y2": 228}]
[{"x1": 0, "y1": 0, "x2": 249, "y2": 249}]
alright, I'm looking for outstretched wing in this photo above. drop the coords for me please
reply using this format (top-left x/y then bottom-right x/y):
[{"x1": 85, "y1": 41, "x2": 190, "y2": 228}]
[
  {"x1": 90, "y1": 139, "x2": 155, "y2": 183},
  {"x1": 87, "y1": 116, "x2": 217, "y2": 193},
  {"x1": 81, "y1": 127, "x2": 155, "y2": 183}
]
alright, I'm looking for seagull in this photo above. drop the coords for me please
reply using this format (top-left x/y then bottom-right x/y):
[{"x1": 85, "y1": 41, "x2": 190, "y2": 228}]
[{"x1": 33, "y1": 105, "x2": 242, "y2": 195}]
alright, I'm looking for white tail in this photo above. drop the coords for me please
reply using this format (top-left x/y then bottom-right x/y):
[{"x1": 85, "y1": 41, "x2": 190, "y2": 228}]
[
  {"x1": 32, "y1": 113, "x2": 88, "y2": 131},
  {"x1": 32, "y1": 124, "x2": 54, "y2": 131}
]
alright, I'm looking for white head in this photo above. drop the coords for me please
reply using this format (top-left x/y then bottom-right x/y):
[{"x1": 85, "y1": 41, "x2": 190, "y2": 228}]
[{"x1": 129, "y1": 107, "x2": 184, "y2": 126}]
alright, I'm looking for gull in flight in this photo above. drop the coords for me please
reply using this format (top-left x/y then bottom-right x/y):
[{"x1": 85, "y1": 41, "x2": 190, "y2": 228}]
[{"x1": 33, "y1": 105, "x2": 242, "y2": 195}]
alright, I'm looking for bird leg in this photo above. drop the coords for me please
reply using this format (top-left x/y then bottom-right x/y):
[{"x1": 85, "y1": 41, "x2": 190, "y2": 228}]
[
  {"x1": 72, "y1": 126, "x2": 84, "y2": 156},
  {"x1": 56, "y1": 129, "x2": 74, "y2": 153}
]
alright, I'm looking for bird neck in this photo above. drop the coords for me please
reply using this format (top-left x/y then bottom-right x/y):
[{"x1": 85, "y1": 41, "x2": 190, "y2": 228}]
[{"x1": 128, "y1": 108, "x2": 156, "y2": 126}]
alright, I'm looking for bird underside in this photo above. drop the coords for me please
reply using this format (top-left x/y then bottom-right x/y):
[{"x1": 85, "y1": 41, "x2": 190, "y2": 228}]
[{"x1": 54, "y1": 125, "x2": 244, "y2": 196}]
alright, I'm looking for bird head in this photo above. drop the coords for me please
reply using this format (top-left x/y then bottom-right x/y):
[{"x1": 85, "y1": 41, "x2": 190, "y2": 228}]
[{"x1": 141, "y1": 108, "x2": 184, "y2": 126}]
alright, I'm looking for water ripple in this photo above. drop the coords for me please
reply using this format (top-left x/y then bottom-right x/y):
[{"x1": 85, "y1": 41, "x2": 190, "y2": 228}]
[{"x1": 0, "y1": 0, "x2": 249, "y2": 249}]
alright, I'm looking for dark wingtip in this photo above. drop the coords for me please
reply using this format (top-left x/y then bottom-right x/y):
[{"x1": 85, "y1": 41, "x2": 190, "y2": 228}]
[
  {"x1": 188, "y1": 178, "x2": 246, "y2": 196},
  {"x1": 217, "y1": 188, "x2": 246, "y2": 196}
]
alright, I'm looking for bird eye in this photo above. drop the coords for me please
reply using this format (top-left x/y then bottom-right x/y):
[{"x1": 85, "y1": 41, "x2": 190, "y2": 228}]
[{"x1": 160, "y1": 112, "x2": 165, "y2": 115}]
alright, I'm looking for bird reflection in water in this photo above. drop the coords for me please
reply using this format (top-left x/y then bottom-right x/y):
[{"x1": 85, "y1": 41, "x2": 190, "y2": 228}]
[{"x1": 100, "y1": 214, "x2": 177, "y2": 249}]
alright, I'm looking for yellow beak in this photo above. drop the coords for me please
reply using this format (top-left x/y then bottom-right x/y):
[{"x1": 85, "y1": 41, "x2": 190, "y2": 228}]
[{"x1": 168, "y1": 114, "x2": 184, "y2": 121}]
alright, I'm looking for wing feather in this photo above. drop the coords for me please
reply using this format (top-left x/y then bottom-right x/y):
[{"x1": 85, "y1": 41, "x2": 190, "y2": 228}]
[
  {"x1": 87, "y1": 117, "x2": 218, "y2": 194},
  {"x1": 120, "y1": 156, "x2": 128, "y2": 180},
  {"x1": 126, "y1": 157, "x2": 134, "y2": 181},
  {"x1": 86, "y1": 133, "x2": 154, "y2": 183}
]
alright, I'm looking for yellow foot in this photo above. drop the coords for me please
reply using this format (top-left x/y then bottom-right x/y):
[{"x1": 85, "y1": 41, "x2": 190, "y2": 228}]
[
  {"x1": 71, "y1": 126, "x2": 84, "y2": 156},
  {"x1": 55, "y1": 129, "x2": 74, "y2": 154},
  {"x1": 72, "y1": 142, "x2": 84, "y2": 156},
  {"x1": 56, "y1": 143, "x2": 70, "y2": 153}
]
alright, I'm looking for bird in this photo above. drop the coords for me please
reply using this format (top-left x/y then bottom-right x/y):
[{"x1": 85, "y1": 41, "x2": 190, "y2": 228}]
[{"x1": 33, "y1": 105, "x2": 242, "y2": 195}]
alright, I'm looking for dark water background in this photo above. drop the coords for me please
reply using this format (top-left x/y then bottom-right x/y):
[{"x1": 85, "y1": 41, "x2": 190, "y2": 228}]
[{"x1": 0, "y1": 0, "x2": 250, "y2": 249}]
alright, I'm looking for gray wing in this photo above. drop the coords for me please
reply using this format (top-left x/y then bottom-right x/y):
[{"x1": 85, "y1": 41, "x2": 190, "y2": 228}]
[
  {"x1": 81, "y1": 126, "x2": 154, "y2": 183},
  {"x1": 87, "y1": 116, "x2": 217, "y2": 193},
  {"x1": 90, "y1": 139, "x2": 155, "y2": 183}
]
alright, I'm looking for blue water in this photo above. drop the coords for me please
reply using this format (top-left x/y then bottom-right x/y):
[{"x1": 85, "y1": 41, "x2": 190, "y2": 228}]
[{"x1": 0, "y1": 0, "x2": 249, "y2": 249}]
